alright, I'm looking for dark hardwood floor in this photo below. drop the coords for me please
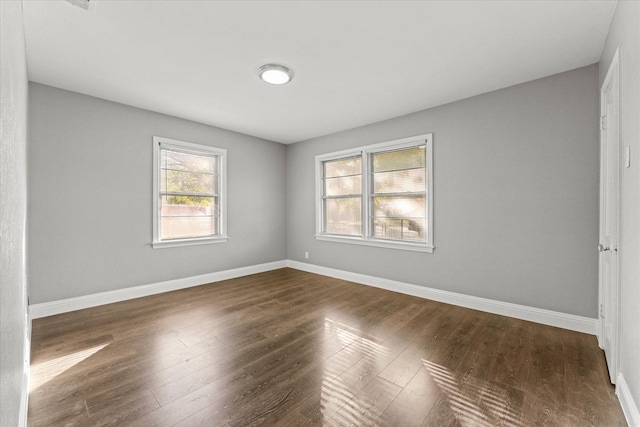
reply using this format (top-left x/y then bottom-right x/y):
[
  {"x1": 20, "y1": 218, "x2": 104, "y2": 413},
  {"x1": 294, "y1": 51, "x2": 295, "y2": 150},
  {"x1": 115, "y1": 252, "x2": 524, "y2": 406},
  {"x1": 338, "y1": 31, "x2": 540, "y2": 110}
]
[{"x1": 28, "y1": 268, "x2": 627, "y2": 426}]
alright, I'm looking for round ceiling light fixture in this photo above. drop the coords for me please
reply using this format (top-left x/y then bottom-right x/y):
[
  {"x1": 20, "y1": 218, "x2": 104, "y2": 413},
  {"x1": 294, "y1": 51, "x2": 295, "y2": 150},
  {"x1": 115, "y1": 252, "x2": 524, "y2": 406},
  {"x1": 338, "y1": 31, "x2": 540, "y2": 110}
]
[{"x1": 258, "y1": 64, "x2": 294, "y2": 85}]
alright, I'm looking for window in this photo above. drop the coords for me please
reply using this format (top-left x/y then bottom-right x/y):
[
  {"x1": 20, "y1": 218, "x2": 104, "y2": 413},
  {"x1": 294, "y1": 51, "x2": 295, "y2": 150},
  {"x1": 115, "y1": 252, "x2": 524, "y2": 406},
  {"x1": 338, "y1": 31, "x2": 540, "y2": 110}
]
[
  {"x1": 323, "y1": 155, "x2": 363, "y2": 236},
  {"x1": 316, "y1": 134, "x2": 433, "y2": 252},
  {"x1": 152, "y1": 136, "x2": 227, "y2": 248}
]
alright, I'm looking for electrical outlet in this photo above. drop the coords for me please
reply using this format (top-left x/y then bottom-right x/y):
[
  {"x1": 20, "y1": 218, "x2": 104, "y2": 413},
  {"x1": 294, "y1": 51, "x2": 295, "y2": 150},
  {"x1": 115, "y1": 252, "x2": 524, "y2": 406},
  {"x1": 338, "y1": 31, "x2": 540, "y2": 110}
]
[{"x1": 304, "y1": 251, "x2": 309, "y2": 259}]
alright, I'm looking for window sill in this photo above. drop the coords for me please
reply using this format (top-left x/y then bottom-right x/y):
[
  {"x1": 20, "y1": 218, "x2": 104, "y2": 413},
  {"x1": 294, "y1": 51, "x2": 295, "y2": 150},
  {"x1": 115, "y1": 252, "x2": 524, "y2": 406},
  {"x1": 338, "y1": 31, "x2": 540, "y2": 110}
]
[
  {"x1": 315, "y1": 234, "x2": 434, "y2": 253},
  {"x1": 152, "y1": 236, "x2": 228, "y2": 249}
]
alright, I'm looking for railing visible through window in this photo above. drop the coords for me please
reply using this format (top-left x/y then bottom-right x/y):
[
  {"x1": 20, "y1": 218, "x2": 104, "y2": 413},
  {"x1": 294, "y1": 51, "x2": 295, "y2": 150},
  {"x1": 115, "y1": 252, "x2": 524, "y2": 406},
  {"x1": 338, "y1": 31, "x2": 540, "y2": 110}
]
[
  {"x1": 370, "y1": 145, "x2": 426, "y2": 242},
  {"x1": 316, "y1": 133, "x2": 433, "y2": 252}
]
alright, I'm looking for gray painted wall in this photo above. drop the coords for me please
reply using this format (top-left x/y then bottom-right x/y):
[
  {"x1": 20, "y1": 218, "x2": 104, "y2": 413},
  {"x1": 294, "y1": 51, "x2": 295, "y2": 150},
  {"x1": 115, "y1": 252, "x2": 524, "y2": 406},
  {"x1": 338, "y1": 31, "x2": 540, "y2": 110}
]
[
  {"x1": 599, "y1": 0, "x2": 640, "y2": 415},
  {"x1": 28, "y1": 83, "x2": 287, "y2": 304},
  {"x1": 1, "y1": 1, "x2": 30, "y2": 425},
  {"x1": 287, "y1": 65, "x2": 600, "y2": 318}
]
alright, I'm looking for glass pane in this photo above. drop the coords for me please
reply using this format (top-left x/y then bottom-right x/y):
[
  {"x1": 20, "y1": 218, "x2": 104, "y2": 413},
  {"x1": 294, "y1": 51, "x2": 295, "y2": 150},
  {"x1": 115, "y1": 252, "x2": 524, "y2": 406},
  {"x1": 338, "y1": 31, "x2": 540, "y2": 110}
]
[
  {"x1": 373, "y1": 218, "x2": 425, "y2": 241},
  {"x1": 163, "y1": 149, "x2": 217, "y2": 174},
  {"x1": 161, "y1": 195, "x2": 218, "y2": 239},
  {"x1": 325, "y1": 175, "x2": 361, "y2": 196},
  {"x1": 163, "y1": 170, "x2": 216, "y2": 195},
  {"x1": 372, "y1": 146, "x2": 425, "y2": 173},
  {"x1": 324, "y1": 197, "x2": 361, "y2": 236},
  {"x1": 161, "y1": 195, "x2": 217, "y2": 215},
  {"x1": 324, "y1": 157, "x2": 361, "y2": 178},
  {"x1": 373, "y1": 168, "x2": 425, "y2": 194},
  {"x1": 373, "y1": 195, "x2": 425, "y2": 219},
  {"x1": 161, "y1": 216, "x2": 217, "y2": 240}
]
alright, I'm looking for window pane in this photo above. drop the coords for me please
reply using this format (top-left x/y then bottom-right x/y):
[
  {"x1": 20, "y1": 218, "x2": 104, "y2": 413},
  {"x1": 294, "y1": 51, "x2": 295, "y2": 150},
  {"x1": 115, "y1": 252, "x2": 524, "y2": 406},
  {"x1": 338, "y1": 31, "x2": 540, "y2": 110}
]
[
  {"x1": 161, "y1": 195, "x2": 217, "y2": 212},
  {"x1": 373, "y1": 218, "x2": 425, "y2": 241},
  {"x1": 324, "y1": 197, "x2": 361, "y2": 236},
  {"x1": 373, "y1": 195, "x2": 425, "y2": 218},
  {"x1": 161, "y1": 195, "x2": 218, "y2": 239},
  {"x1": 370, "y1": 145, "x2": 427, "y2": 242},
  {"x1": 161, "y1": 216, "x2": 217, "y2": 240},
  {"x1": 373, "y1": 168, "x2": 425, "y2": 194},
  {"x1": 372, "y1": 146, "x2": 425, "y2": 173},
  {"x1": 324, "y1": 157, "x2": 361, "y2": 178},
  {"x1": 325, "y1": 175, "x2": 361, "y2": 196},
  {"x1": 372, "y1": 195, "x2": 426, "y2": 241},
  {"x1": 162, "y1": 169, "x2": 217, "y2": 195},
  {"x1": 163, "y1": 150, "x2": 217, "y2": 174}
]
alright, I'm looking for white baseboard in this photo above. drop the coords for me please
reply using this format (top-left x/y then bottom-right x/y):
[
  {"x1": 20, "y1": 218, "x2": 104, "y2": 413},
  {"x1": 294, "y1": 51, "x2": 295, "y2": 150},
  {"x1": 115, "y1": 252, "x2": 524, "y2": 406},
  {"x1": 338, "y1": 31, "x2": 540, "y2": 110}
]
[
  {"x1": 617, "y1": 373, "x2": 640, "y2": 427},
  {"x1": 30, "y1": 259, "x2": 597, "y2": 336},
  {"x1": 286, "y1": 260, "x2": 597, "y2": 335},
  {"x1": 29, "y1": 260, "x2": 287, "y2": 319},
  {"x1": 19, "y1": 370, "x2": 28, "y2": 427},
  {"x1": 20, "y1": 301, "x2": 31, "y2": 426}
]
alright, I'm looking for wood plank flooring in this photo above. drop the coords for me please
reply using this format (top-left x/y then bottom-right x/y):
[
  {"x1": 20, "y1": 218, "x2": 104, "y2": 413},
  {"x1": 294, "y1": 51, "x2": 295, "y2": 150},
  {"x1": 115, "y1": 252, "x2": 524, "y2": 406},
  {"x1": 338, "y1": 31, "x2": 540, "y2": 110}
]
[{"x1": 28, "y1": 268, "x2": 627, "y2": 426}]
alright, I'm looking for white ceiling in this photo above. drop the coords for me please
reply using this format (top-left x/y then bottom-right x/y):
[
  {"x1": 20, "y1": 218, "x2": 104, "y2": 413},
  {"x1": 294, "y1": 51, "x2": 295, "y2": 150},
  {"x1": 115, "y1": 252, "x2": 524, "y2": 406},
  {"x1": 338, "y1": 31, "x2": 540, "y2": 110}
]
[{"x1": 22, "y1": 0, "x2": 617, "y2": 144}]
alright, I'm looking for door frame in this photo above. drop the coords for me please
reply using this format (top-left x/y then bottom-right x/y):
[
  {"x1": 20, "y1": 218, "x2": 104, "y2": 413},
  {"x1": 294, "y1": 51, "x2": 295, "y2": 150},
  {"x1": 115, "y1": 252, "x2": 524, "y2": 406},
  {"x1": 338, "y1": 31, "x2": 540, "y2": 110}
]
[{"x1": 598, "y1": 47, "x2": 621, "y2": 384}]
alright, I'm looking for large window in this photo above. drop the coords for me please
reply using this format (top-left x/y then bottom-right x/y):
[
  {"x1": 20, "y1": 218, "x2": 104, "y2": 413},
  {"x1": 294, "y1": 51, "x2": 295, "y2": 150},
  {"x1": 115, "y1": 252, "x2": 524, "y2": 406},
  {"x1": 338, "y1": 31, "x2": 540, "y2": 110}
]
[
  {"x1": 152, "y1": 136, "x2": 227, "y2": 248},
  {"x1": 316, "y1": 134, "x2": 433, "y2": 252}
]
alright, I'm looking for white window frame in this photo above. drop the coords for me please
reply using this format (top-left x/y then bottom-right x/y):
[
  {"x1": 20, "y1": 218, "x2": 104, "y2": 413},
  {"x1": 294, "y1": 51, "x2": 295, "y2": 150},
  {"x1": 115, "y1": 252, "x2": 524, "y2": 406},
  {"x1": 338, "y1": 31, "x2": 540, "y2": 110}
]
[
  {"x1": 315, "y1": 133, "x2": 434, "y2": 253},
  {"x1": 152, "y1": 136, "x2": 228, "y2": 249}
]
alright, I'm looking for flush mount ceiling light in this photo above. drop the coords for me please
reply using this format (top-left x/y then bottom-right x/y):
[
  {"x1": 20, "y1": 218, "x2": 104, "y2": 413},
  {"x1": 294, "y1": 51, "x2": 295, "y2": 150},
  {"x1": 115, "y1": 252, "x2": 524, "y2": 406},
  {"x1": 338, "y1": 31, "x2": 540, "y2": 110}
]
[{"x1": 258, "y1": 64, "x2": 294, "y2": 85}]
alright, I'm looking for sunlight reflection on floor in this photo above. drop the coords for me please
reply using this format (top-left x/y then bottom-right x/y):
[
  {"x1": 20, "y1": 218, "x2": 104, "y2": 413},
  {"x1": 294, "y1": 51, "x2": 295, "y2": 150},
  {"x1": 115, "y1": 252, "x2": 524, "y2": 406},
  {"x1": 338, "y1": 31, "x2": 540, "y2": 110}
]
[
  {"x1": 423, "y1": 359, "x2": 523, "y2": 427},
  {"x1": 320, "y1": 317, "x2": 390, "y2": 424},
  {"x1": 30, "y1": 344, "x2": 109, "y2": 392}
]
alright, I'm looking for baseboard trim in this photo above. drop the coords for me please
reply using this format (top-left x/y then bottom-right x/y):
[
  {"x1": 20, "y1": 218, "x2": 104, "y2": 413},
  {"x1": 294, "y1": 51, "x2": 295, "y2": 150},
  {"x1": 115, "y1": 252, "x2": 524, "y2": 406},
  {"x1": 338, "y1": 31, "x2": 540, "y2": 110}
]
[
  {"x1": 286, "y1": 260, "x2": 597, "y2": 335},
  {"x1": 19, "y1": 369, "x2": 28, "y2": 427},
  {"x1": 30, "y1": 259, "x2": 597, "y2": 335},
  {"x1": 29, "y1": 260, "x2": 287, "y2": 319},
  {"x1": 20, "y1": 302, "x2": 31, "y2": 426},
  {"x1": 617, "y1": 373, "x2": 640, "y2": 427}
]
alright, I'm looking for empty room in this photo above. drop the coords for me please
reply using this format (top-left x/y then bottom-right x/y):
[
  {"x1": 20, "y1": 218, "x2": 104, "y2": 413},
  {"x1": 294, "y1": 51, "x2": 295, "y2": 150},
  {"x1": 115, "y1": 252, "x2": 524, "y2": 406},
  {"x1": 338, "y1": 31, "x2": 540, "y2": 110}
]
[{"x1": 1, "y1": 0, "x2": 639, "y2": 426}]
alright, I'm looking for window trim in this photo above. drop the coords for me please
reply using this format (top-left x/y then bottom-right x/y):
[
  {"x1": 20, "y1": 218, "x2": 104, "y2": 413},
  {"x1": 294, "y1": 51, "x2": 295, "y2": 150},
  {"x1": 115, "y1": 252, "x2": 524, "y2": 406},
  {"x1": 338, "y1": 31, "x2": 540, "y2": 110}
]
[
  {"x1": 152, "y1": 136, "x2": 228, "y2": 249},
  {"x1": 315, "y1": 133, "x2": 433, "y2": 253}
]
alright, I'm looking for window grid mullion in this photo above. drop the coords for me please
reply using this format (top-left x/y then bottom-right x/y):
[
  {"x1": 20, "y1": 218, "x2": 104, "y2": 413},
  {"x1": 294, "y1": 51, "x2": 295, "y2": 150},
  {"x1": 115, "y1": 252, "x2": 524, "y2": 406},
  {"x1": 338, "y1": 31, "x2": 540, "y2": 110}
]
[
  {"x1": 372, "y1": 165, "x2": 425, "y2": 174},
  {"x1": 161, "y1": 191, "x2": 219, "y2": 197},
  {"x1": 370, "y1": 191, "x2": 426, "y2": 198},
  {"x1": 321, "y1": 194, "x2": 362, "y2": 200},
  {"x1": 161, "y1": 167, "x2": 218, "y2": 175},
  {"x1": 161, "y1": 214, "x2": 219, "y2": 218}
]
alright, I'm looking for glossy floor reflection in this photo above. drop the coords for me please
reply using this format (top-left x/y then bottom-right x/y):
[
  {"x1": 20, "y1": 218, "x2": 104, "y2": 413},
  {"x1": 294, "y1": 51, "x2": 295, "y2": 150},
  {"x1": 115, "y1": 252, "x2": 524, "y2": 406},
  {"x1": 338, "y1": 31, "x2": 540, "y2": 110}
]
[{"x1": 28, "y1": 268, "x2": 626, "y2": 426}]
